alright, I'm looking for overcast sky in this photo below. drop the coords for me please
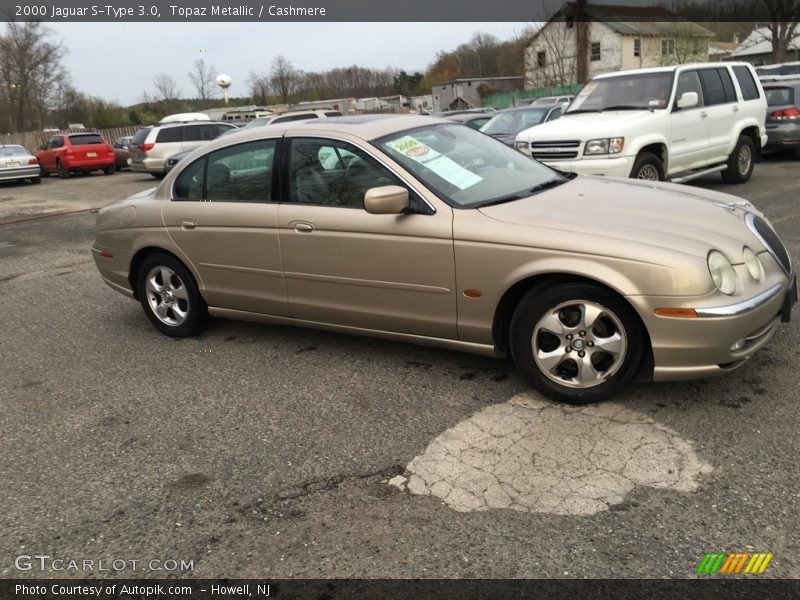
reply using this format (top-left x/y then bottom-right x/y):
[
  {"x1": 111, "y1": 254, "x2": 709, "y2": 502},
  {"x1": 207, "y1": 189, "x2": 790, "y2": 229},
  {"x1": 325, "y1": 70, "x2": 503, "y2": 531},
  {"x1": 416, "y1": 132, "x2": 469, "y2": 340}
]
[{"x1": 47, "y1": 22, "x2": 526, "y2": 106}]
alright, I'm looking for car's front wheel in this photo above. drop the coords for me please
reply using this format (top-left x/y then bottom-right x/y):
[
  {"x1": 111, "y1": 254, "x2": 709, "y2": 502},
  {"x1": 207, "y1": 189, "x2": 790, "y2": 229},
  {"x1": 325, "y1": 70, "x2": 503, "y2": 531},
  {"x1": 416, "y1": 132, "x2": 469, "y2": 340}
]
[
  {"x1": 510, "y1": 283, "x2": 646, "y2": 404},
  {"x1": 136, "y1": 253, "x2": 207, "y2": 337},
  {"x1": 721, "y1": 135, "x2": 755, "y2": 183},
  {"x1": 630, "y1": 152, "x2": 665, "y2": 181}
]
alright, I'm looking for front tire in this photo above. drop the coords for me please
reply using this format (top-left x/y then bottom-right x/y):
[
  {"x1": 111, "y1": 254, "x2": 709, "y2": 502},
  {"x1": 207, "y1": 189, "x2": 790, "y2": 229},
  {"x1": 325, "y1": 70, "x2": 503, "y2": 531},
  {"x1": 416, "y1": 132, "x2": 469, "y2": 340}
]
[
  {"x1": 721, "y1": 135, "x2": 754, "y2": 183},
  {"x1": 629, "y1": 152, "x2": 665, "y2": 181},
  {"x1": 509, "y1": 283, "x2": 646, "y2": 404},
  {"x1": 136, "y1": 253, "x2": 207, "y2": 337}
]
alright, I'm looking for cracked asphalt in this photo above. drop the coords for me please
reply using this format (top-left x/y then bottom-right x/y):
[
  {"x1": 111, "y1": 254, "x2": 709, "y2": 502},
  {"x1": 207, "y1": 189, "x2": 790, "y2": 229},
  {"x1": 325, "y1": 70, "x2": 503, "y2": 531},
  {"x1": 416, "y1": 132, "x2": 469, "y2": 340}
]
[{"x1": 0, "y1": 159, "x2": 799, "y2": 579}]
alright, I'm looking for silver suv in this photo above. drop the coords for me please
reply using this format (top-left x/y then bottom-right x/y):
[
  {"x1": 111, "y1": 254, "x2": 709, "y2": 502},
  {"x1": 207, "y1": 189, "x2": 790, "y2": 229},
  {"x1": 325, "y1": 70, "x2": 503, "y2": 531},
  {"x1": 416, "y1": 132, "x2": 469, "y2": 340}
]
[{"x1": 129, "y1": 121, "x2": 236, "y2": 179}]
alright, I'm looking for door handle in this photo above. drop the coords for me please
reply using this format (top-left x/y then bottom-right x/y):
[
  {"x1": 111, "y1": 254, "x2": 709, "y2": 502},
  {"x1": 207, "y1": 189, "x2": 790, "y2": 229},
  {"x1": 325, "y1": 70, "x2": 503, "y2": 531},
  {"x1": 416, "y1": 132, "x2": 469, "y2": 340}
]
[
  {"x1": 293, "y1": 222, "x2": 315, "y2": 233},
  {"x1": 179, "y1": 219, "x2": 196, "y2": 230},
  {"x1": 732, "y1": 105, "x2": 740, "y2": 112},
  {"x1": 700, "y1": 111, "x2": 708, "y2": 118}
]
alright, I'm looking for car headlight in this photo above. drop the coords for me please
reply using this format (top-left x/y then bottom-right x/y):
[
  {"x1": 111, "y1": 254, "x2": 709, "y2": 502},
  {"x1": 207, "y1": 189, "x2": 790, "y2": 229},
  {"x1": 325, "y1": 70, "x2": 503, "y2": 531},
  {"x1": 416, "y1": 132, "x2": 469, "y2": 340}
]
[
  {"x1": 743, "y1": 247, "x2": 764, "y2": 281},
  {"x1": 514, "y1": 141, "x2": 529, "y2": 152},
  {"x1": 708, "y1": 251, "x2": 738, "y2": 295},
  {"x1": 584, "y1": 137, "x2": 625, "y2": 155}
]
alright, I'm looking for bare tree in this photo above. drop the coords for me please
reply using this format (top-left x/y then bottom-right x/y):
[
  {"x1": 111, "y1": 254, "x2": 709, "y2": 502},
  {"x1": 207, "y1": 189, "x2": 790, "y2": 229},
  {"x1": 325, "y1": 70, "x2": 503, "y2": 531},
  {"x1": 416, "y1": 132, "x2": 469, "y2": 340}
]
[
  {"x1": 656, "y1": 22, "x2": 710, "y2": 65},
  {"x1": 153, "y1": 74, "x2": 181, "y2": 102},
  {"x1": 269, "y1": 55, "x2": 299, "y2": 103},
  {"x1": 247, "y1": 71, "x2": 270, "y2": 104},
  {"x1": 524, "y1": 19, "x2": 579, "y2": 88},
  {"x1": 0, "y1": 21, "x2": 69, "y2": 132},
  {"x1": 188, "y1": 58, "x2": 217, "y2": 101},
  {"x1": 761, "y1": 0, "x2": 800, "y2": 62}
]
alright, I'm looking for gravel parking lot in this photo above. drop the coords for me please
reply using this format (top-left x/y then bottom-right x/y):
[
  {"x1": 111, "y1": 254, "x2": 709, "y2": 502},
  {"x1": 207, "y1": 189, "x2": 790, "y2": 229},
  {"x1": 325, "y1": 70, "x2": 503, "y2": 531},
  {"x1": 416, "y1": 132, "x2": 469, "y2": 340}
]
[{"x1": 0, "y1": 158, "x2": 798, "y2": 580}]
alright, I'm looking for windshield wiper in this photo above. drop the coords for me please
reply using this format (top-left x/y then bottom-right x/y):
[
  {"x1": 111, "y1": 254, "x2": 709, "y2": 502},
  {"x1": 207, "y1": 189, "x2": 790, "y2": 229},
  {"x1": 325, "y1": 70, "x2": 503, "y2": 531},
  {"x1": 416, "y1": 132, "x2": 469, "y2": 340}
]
[
  {"x1": 601, "y1": 105, "x2": 648, "y2": 111},
  {"x1": 476, "y1": 178, "x2": 568, "y2": 208}
]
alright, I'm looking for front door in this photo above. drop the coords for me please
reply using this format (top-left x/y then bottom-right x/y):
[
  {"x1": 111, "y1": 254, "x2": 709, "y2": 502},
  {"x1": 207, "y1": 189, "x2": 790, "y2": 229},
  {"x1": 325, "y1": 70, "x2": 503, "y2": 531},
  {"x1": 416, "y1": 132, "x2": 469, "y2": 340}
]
[{"x1": 277, "y1": 136, "x2": 457, "y2": 339}]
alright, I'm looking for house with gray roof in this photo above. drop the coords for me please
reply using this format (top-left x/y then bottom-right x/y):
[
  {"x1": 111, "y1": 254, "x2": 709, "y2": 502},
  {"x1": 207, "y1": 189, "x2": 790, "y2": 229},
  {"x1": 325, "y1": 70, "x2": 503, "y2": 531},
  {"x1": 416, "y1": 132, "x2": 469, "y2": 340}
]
[{"x1": 524, "y1": 2, "x2": 714, "y2": 89}]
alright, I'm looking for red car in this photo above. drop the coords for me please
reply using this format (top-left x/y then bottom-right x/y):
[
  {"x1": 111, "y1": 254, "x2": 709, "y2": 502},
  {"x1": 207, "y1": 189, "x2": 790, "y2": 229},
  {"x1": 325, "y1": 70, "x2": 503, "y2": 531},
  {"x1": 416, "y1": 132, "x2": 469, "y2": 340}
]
[{"x1": 37, "y1": 132, "x2": 115, "y2": 178}]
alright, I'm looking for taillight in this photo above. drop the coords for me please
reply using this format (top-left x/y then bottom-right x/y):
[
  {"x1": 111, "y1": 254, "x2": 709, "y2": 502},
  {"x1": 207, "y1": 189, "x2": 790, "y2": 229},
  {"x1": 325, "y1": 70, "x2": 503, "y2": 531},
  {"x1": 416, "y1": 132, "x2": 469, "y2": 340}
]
[
  {"x1": 770, "y1": 107, "x2": 800, "y2": 120},
  {"x1": 65, "y1": 148, "x2": 74, "y2": 158},
  {"x1": 28, "y1": 157, "x2": 38, "y2": 165},
  {"x1": 138, "y1": 143, "x2": 154, "y2": 153}
]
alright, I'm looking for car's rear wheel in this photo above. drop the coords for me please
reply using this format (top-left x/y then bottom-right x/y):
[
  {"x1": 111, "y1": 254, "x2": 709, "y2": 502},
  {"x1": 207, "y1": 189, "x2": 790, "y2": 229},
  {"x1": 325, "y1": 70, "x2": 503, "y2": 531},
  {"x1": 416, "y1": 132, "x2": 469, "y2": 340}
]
[
  {"x1": 103, "y1": 164, "x2": 115, "y2": 175},
  {"x1": 151, "y1": 172, "x2": 166, "y2": 180},
  {"x1": 630, "y1": 152, "x2": 664, "y2": 181},
  {"x1": 57, "y1": 160, "x2": 70, "y2": 179},
  {"x1": 136, "y1": 253, "x2": 206, "y2": 337},
  {"x1": 509, "y1": 283, "x2": 645, "y2": 404},
  {"x1": 721, "y1": 135, "x2": 754, "y2": 183}
]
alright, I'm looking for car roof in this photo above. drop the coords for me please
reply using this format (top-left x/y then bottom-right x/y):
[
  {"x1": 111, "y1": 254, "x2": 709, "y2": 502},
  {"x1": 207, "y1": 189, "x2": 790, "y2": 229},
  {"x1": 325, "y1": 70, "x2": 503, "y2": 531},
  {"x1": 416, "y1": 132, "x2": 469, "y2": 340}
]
[{"x1": 592, "y1": 61, "x2": 754, "y2": 80}]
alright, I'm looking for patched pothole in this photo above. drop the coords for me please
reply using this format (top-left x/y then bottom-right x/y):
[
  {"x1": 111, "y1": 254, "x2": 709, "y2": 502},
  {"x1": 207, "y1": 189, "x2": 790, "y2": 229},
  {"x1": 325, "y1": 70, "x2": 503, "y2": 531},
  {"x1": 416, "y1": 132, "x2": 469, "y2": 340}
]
[{"x1": 389, "y1": 393, "x2": 712, "y2": 515}]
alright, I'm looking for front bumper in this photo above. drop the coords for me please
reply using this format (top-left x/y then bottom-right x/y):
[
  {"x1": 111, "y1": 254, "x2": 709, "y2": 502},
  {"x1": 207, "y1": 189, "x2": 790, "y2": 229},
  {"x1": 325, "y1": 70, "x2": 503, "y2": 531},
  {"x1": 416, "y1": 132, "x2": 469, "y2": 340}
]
[
  {"x1": 632, "y1": 271, "x2": 796, "y2": 382},
  {"x1": 541, "y1": 155, "x2": 634, "y2": 178}
]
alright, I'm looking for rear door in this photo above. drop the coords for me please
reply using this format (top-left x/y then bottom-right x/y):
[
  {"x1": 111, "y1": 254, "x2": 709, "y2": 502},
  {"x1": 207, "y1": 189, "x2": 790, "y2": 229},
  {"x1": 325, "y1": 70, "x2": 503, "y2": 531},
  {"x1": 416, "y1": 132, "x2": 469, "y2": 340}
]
[
  {"x1": 40, "y1": 136, "x2": 63, "y2": 171},
  {"x1": 161, "y1": 137, "x2": 288, "y2": 316},
  {"x1": 697, "y1": 67, "x2": 740, "y2": 162}
]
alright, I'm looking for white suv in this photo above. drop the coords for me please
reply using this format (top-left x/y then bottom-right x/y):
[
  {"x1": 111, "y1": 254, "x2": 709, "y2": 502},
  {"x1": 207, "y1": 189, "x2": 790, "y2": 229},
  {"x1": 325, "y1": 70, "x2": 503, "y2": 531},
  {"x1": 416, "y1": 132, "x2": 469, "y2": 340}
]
[{"x1": 515, "y1": 62, "x2": 767, "y2": 184}]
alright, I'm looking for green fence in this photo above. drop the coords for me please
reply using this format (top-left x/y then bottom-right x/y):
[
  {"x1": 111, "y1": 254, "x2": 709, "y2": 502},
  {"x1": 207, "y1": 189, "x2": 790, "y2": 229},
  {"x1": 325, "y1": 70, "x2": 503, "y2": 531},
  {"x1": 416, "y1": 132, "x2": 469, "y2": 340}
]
[{"x1": 482, "y1": 84, "x2": 583, "y2": 109}]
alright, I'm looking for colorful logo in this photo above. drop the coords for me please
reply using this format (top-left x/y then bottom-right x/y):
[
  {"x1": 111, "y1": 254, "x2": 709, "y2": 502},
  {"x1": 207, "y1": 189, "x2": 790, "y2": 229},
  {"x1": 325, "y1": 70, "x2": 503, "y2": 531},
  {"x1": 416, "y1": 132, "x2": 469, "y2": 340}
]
[{"x1": 696, "y1": 552, "x2": 773, "y2": 574}]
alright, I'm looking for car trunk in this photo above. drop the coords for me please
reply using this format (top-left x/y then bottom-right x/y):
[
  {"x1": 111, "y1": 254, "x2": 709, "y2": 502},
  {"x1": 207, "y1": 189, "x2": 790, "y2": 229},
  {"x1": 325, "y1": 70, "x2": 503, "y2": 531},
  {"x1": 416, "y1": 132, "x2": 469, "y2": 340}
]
[{"x1": 68, "y1": 134, "x2": 112, "y2": 160}]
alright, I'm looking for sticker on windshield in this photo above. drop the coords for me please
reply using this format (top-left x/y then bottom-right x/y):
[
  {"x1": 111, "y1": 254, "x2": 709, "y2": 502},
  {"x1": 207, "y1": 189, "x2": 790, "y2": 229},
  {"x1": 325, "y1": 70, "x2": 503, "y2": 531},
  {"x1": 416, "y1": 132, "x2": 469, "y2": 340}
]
[{"x1": 386, "y1": 135, "x2": 482, "y2": 190}]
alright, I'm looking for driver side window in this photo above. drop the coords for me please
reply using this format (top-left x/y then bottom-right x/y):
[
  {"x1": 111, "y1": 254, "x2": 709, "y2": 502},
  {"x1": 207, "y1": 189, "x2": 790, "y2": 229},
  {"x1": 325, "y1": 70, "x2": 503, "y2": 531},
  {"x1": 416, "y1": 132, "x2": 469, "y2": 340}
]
[{"x1": 675, "y1": 71, "x2": 704, "y2": 109}]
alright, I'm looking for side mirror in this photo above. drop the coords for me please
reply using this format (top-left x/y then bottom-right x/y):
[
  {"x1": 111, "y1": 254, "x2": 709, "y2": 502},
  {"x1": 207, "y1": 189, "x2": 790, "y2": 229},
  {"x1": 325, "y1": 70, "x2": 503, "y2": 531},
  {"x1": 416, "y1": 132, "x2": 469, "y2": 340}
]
[
  {"x1": 676, "y1": 91, "x2": 699, "y2": 110},
  {"x1": 364, "y1": 185, "x2": 409, "y2": 215}
]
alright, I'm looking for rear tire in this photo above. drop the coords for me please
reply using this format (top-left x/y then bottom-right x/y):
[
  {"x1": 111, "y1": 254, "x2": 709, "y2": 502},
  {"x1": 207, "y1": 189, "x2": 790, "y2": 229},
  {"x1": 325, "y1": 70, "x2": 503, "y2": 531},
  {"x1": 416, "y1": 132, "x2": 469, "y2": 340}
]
[
  {"x1": 509, "y1": 282, "x2": 646, "y2": 404},
  {"x1": 151, "y1": 172, "x2": 166, "y2": 180},
  {"x1": 721, "y1": 135, "x2": 754, "y2": 183},
  {"x1": 136, "y1": 253, "x2": 207, "y2": 337},
  {"x1": 629, "y1": 152, "x2": 665, "y2": 181},
  {"x1": 57, "y1": 160, "x2": 70, "y2": 179},
  {"x1": 103, "y1": 164, "x2": 115, "y2": 175}
]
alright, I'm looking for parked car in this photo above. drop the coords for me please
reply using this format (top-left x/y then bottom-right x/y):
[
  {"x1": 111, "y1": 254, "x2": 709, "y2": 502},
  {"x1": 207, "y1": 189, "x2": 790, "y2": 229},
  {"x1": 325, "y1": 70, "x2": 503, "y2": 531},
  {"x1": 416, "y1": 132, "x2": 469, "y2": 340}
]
[
  {"x1": 0, "y1": 144, "x2": 40, "y2": 184},
  {"x1": 164, "y1": 150, "x2": 190, "y2": 174},
  {"x1": 92, "y1": 116, "x2": 795, "y2": 403},
  {"x1": 113, "y1": 136, "x2": 132, "y2": 170},
  {"x1": 129, "y1": 121, "x2": 236, "y2": 179},
  {"x1": 515, "y1": 62, "x2": 767, "y2": 184},
  {"x1": 479, "y1": 104, "x2": 563, "y2": 146},
  {"x1": 239, "y1": 109, "x2": 343, "y2": 131},
  {"x1": 37, "y1": 132, "x2": 115, "y2": 178},
  {"x1": 531, "y1": 95, "x2": 574, "y2": 106},
  {"x1": 762, "y1": 82, "x2": 800, "y2": 157},
  {"x1": 447, "y1": 112, "x2": 493, "y2": 130}
]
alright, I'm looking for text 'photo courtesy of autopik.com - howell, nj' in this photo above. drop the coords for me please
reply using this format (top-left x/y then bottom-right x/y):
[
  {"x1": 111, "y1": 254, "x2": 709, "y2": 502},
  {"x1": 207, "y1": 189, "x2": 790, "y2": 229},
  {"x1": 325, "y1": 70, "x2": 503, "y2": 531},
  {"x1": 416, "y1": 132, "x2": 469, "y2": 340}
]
[{"x1": 1, "y1": 0, "x2": 799, "y2": 599}]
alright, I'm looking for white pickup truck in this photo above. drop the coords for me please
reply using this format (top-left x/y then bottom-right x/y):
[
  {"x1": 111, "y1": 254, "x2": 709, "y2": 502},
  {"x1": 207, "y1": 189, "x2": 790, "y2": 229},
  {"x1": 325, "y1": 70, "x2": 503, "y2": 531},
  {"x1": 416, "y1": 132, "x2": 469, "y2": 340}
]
[{"x1": 514, "y1": 62, "x2": 767, "y2": 184}]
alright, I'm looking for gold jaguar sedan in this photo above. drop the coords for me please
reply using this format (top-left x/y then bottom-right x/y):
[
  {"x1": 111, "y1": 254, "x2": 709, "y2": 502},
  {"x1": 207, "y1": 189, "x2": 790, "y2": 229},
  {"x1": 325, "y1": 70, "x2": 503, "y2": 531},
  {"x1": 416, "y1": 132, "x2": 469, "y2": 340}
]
[{"x1": 92, "y1": 115, "x2": 796, "y2": 403}]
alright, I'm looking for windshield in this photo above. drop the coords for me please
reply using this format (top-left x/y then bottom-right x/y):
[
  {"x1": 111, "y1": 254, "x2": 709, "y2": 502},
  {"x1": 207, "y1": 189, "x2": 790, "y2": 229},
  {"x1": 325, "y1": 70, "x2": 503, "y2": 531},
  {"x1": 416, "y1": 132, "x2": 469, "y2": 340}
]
[
  {"x1": 481, "y1": 109, "x2": 549, "y2": 135},
  {"x1": 568, "y1": 72, "x2": 674, "y2": 113},
  {"x1": 375, "y1": 123, "x2": 565, "y2": 208}
]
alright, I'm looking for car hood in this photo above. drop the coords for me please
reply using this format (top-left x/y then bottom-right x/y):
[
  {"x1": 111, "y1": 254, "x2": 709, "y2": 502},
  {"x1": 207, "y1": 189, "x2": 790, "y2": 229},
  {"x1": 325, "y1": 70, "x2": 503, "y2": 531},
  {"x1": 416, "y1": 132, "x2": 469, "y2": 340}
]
[
  {"x1": 477, "y1": 176, "x2": 764, "y2": 261},
  {"x1": 516, "y1": 110, "x2": 659, "y2": 142}
]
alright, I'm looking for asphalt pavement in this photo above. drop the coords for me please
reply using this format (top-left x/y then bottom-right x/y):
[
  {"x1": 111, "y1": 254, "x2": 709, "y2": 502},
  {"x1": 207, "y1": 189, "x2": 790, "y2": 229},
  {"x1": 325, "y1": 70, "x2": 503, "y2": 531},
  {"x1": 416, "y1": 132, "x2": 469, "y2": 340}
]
[{"x1": 0, "y1": 160, "x2": 798, "y2": 580}]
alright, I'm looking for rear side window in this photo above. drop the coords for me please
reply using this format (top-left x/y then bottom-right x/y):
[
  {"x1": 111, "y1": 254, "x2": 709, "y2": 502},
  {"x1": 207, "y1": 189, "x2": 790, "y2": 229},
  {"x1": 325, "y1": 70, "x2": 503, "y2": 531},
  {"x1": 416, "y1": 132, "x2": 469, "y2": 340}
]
[
  {"x1": 215, "y1": 123, "x2": 236, "y2": 136},
  {"x1": 173, "y1": 139, "x2": 276, "y2": 203},
  {"x1": 68, "y1": 134, "x2": 104, "y2": 145},
  {"x1": 131, "y1": 128, "x2": 151, "y2": 145},
  {"x1": 155, "y1": 127, "x2": 183, "y2": 143},
  {"x1": 699, "y1": 69, "x2": 728, "y2": 106},
  {"x1": 732, "y1": 66, "x2": 761, "y2": 100},
  {"x1": 765, "y1": 87, "x2": 795, "y2": 106},
  {"x1": 184, "y1": 124, "x2": 218, "y2": 142},
  {"x1": 718, "y1": 68, "x2": 737, "y2": 102}
]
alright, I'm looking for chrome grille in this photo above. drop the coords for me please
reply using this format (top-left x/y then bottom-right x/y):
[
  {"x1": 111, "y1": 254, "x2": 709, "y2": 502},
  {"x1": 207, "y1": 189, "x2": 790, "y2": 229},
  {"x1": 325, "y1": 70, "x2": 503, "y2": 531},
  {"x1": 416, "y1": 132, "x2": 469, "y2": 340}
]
[
  {"x1": 529, "y1": 140, "x2": 581, "y2": 160},
  {"x1": 746, "y1": 214, "x2": 793, "y2": 276}
]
